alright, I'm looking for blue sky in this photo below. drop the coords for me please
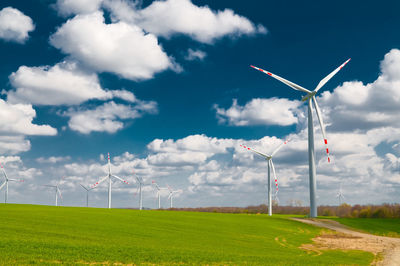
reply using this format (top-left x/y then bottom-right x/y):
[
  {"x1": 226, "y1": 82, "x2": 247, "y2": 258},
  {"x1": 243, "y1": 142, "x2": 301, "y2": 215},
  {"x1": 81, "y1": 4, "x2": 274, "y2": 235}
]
[{"x1": 0, "y1": 0, "x2": 399, "y2": 208}]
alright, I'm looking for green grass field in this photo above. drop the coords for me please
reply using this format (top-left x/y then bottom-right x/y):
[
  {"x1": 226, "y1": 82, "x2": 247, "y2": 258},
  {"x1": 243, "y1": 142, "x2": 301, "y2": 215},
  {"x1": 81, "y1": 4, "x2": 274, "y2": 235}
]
[
  {"x1": 0, "y1": 204, "x2": 374, "y2": 265},
  {"x1": 330, "y1": 217, "x2": 400, "y2": 237}
]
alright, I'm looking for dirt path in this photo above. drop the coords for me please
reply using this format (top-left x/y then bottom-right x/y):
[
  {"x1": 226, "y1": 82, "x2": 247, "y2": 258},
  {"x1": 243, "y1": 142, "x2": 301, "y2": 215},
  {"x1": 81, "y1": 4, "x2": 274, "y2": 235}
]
[{"x1": 292, "y1": 218, "x2": 400, "y2": 266}]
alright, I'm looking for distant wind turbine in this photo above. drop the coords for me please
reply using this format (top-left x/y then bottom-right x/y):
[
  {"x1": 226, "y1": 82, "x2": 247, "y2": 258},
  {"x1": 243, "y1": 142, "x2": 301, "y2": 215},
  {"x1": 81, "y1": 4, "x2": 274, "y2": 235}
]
[
  {"x1": 240, "y1": 139, "x2": 289, "y2": 216},
  {"x1": 134, "y1": 173, "x2": 145, "y2": 210},
  {"x1": 152, "y1": 180, "x2": 168, "y2": 209},
  {"x1": 80, "y1": 183, "x2": 94, "y2": 207},
  {"x1": 167, "y1": 185, "x2": 182, "y2": 208},
  {"x1": 91, "y1": 153, "x2": 129, "y2": 209},
  {"x1": 43, "y1": 177, "x2": 64, "y2": 206},
  {"x1": 337, "y1": 183, "x2": 345, "y2": 206},
  {"x1": 0, "y1": 163, "x2": 24, "y2": 203},
  {"x1": 251, "y1": 58, "x2": 350, "y2": 217}
]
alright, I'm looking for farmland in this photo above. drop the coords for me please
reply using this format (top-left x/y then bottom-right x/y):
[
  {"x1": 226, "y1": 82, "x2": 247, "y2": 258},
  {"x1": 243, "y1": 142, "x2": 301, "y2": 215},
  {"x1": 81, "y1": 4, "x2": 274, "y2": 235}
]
[{"x1": 0, "y1": 204, "x2": 374, "y2": 265}]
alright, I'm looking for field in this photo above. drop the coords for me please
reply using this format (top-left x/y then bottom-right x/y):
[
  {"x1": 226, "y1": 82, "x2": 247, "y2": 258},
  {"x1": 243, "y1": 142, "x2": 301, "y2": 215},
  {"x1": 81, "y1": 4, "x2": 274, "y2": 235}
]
[
  {"x1": 0, "y1": 204, "x2": 374, "y2": 265},
  {"x1": 330, "y1": 217, "x2": 400, "y2": 237}
]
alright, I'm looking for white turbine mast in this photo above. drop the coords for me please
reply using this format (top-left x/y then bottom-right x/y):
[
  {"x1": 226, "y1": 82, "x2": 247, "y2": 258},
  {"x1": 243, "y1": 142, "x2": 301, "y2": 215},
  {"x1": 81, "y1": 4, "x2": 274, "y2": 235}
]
[
  {"x1": 91, "y1": 152, "x2": 129, "y2": 209},
  {"x1": 251, "y1": 58, "x2": 350, "y2": 217},
  {"x1": 0, "y1": 163, "x2": 24, "y2": 203},
  {"x1": 337, "y1": 183, "x2": 345, "y2": 206},
  {"x1": 240, "y1": 138, "x2": 289, "y2": 216},
  {"x1": 43, "y1": 176, "x2": 64, "y2": 206},
  {"x1": 134, "y1": 172, "x2": 145, "y2": 210},
  {"x1": 152, "y1": 180, "x2": 168, "y2": 209},
  {"x1": 80, "y1": 183, "x2": 94, "y2": 207},
  {"x1": 167, "y1": 185, "x2": 182, "y2": 208}
]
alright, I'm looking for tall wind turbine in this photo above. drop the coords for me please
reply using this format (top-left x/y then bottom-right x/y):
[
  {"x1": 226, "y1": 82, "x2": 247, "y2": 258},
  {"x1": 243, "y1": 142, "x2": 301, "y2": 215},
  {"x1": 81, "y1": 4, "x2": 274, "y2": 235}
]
[
  {"x1": 240, "y1": 139, "x2": 289, "y2": 216},
  {"x1": 337, "y1": 183, "x2": 345, "y2": 206},
  {"x1": 152, "y1": 180, "x2": 168, "y2": 209},
  {"x1": 134, "y1": 173, "x2": 145, "y2": 210},
  {"x1": 251, "y1": 58, "x2": 350, "y2": 217},
  {"x1": 43, "y1": 177, "x2": 64, "y2": 206},
  {"x1": 0, "y1": 163, "x2": 24, "y2": 203},
  {"x1": 91, "y1": 153, "x2": 129, "y2": 209},
  {"x1": 167, "y1": 185, "x2": 182, "y2": 208},
  {"x1": 80, "y1": 183, "x2": 94, "y2": 207}
]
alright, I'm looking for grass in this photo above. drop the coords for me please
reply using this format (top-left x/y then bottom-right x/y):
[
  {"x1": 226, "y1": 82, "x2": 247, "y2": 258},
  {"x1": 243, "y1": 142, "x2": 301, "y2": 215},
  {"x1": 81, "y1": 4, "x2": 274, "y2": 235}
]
[
  {"x1": 0, "y1": 204, "x2": 374, "y2": 265},
  {"x1": 329, "y1": 217, "x2": 400, "y2": 237}
]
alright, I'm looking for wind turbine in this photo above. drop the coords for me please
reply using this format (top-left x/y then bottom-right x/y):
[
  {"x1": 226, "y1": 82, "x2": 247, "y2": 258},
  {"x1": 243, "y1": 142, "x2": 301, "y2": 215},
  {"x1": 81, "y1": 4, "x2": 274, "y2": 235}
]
[
  {"x1": 91, "y1": 153, "x2": 129, "y2": 209},
  {"x1": 0, "y1": 163, "x2": 24, "y2": 203},
  {"x1": 80, "y1": 183, "x2": 94, "y2": 207},
  {"x1": 337, "y1": 183, "x2": 345, "y2": 206},
  {"x1": 167, "y1": 185, "x2": 182, "y2": 208},
  {"x1": 134, "y1": 173, "x2": 145, "y2": 210},
  {"x1": 43, "y1": 177, "x2": 64, "y2": 206},
  {"x1": 240, "y1": 139, "x2": 289, "y2": 216},
  {"x1": 152, "y1": 180, "x2": 168, "y2": 209},
  {"x1": 251, "y1": 58, "x2": 350, "y2": 217}
]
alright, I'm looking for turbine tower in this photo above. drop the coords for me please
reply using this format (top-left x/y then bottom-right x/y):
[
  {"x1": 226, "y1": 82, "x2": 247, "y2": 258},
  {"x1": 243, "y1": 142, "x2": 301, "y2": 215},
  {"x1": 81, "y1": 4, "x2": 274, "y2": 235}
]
[
  {"x1": 337, "y1": 183, "x2": 345, "y2": 206},
  {"x1": 240, "y1": 139, "x2": 289, "y2": 216},
  {"x1": 167, "y1": 185, "x2": 182, "y2": 208},
  {"x1": 251, "y1": 58, "x2": 350, "y2": 217},
  {"x1": 134, "y1": 173, "x2": 145, "y2": 210},
  {"x1": 152, "y1": 180, "x2": 168, "y2": 209},
  {"x1": 80, "y1": 183, "x2": 94, "y2": 207},
  {"x1": 0, "y1": 163, "x2": 24, "y2": 203},
  {"x1": 91, "y1": 153, "x2": 129, "y2": 209},
  {"x1": 43, "y1": 177, "x2": 64, "y2": 206}
]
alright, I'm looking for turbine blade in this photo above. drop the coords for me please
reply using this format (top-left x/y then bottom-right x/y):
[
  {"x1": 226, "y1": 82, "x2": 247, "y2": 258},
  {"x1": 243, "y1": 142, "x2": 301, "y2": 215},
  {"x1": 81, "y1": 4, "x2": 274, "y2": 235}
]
[
  {"x1": 8, "y1": 178, "x2": 23, "y2": 182},
  {"x1": 270, "y1": 139, "x2": 290, "y2": 157},
  {"x1": 250, "y1": 65, "x2": 312, "y2": 94},
  {"x1": 91, "y1": 175, "x2": 108, "y2": 188},
  {"x1": 0, "y1": 163, "x2": 8, "y2": 180},
  {"x1": 239, "y1": 144, "x2": 269, "y2": 159},
  {"x1": 57, "y1": 176, "x2": 65, "y2": 186},
  {"x1": 270, "y1": 160, "x2": 279, "y2": 195},
  {"x1": 312, "y1": 96, "x2": 331, "y2": 163},
  {"x1": 80, "y1": 183, "x2": 88, "y2": 191},
  {"x1": 152, "y1": 180, "x2": 160, "y2": 190},
  {"x1": 314, "y1": 58, "x2": 351, "y2": 93},
  {"x1": 0, "y1": 181, "x2": 6, "y2": 190},
  {"x1": 112, "y1": 175, "x2": 129, "y2": 185},
  {"x1": 57, "y1": 188, "x2": 63, "y2": 200}
]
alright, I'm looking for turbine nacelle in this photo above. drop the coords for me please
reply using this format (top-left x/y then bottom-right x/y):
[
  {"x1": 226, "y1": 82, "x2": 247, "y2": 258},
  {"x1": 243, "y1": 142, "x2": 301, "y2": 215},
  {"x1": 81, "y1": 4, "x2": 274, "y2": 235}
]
[{"x1": 301, "y1": 91, "x2": 317, "y2": 102}]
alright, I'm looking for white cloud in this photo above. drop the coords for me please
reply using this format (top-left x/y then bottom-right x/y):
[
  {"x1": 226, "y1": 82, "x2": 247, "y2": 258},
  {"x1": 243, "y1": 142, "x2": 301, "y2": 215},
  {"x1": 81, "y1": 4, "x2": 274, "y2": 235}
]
[
  {"x1": 185, "y1": 49, "x2": 207, "y2": 61},
  {"x1": 0, "y1": 99, "x2": 56, "y2": 154},
  {"x1": 67, "y1": 100, "x2": 157, "y2": 134},
  {"x1": 319, "y1": 49, "x2": 400, "y2": 132},
  {"x1": 0, "y1": 7, "x2": 35, "y2": 43},
  {"x1": 54, "y1": 0, "x2": 103, "y2": 17},
  {"x1": 36, "y1": 156, "x2": 71, "y2": 164},
  {"x1": 50, "y1": 12, "x2": 177, "y2": 81},
  {"x1": 215, "y1": 98, "x2": 302, "y2": 126},
  {"x1": 0, "y1": 99, "x2": 57, "y2": 136},
  {"x1": 8, "y1": 61, "x2": 111, "y2": 105},
  {"x1": 108, "y1": 0, "x2": 267, "y2": 44}
]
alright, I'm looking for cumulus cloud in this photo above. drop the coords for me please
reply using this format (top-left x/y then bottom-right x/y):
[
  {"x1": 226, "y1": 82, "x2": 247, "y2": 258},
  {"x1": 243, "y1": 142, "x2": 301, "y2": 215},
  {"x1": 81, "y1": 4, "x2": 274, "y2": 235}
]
[
  {"x1": 0, "y1": 7, "x2": 35, "y2": 43},
  {"x1": 185, "y1": 49, "x2": 207, "y2": 61},
  {"x1": 36, "y1": 156, "x2": 71, "y2": 164},
  {"x1": 50, "y1": 12, "x2": 177, "y2": 81},
  {"x1": 54, "y1": 0, "x2": 103, "y2": 17},
  {"x1": 0, "y1": 99, "x2": 57, "y2": 136},
  {"x1": 214, "y1": 98, "x2": 302, "y2": 126},
  {"x1": 67, "y1": 100, "x2": 157, "y2": 134},
  {"x1": 106, "y1": 0, "x2": 267, "y2": 44},
  {"x1": 8, "y1": 61, "x2": 111, "y2": 105},
  {"x1": 319, "y1": 49, "x2": 400, "y2": 132}
]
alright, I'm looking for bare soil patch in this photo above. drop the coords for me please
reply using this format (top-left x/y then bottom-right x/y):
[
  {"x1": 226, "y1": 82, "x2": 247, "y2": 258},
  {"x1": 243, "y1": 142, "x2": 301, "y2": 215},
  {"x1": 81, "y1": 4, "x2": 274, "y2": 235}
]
[{"x1": 292, "y1": 218, "x2": 400, "y2": 266}]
